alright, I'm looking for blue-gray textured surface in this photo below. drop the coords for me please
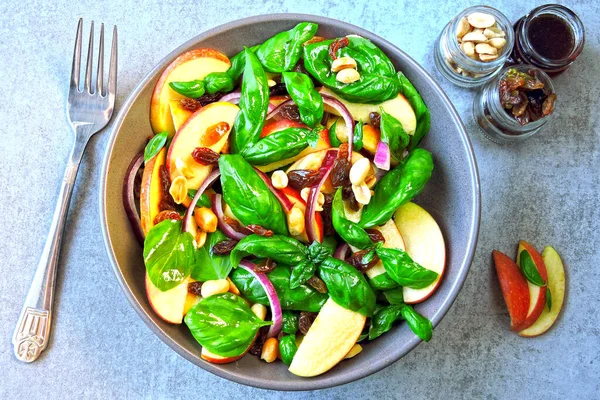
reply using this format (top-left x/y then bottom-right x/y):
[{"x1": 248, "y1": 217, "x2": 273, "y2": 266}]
[{"x1": 0, "y1": 0, "x2": 598, "y2": 399}]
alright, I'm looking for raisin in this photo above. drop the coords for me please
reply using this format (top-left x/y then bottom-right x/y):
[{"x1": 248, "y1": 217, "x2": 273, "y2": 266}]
[
  {"x1": 187, "y1": 281, "x2": 203, "y2": 296},
  {"x1": 338, "y1": 143, "x2": 350, "y2": 160},
  {"x1": 158, "y1": 166, "x2": 176, "y2": 210},
  {"x1": 369, "y1": 112, "x2": 381, "y2": 129},
  {"x1": 279, "y1": 104, "x2": 302, "y2": 122},
  {"x1": 247, "y1": 225, "x2": 274, "y2": 237},
  {"x1": 302, "y1": 36, "x2": 326, "y2": 47},
  {"x1": 191, "y1": 147, "x2": 220, "y2": 165},
  {"x1": 321, "y1": 193, "x2": 335, "y2": 236},
  {"x1": 342, "y1": 185, "x2": 360, "y2": 212},
  {"x1": 223, "y1": 215, "x2": 243, "y2": 232},
  {"x1": 269, "y1": 82, "x2": 287, "y2": 97},
  {"x1": 542, "y1": 93, "x2": 557, "y2": 116},
  {"x1": 180, "y1": 98, "x2": 202, "y2": 112},
  {"x1": 153, "y1": 210, "x2": 181, "y2": 225},
  {"x1": 298, "y1": 312, "x2": 318, "y2": 335},
  {"x1": 347, "y1": 249, "x2": 380, "y2": 273},
  {"x1": 255, "y1": 258, "x2": 277, "y2": 273},
  {"x1": 212, "y1": 239, "x2": 238, "y2": 256},
  {"x1": 306, "y1": 275, "x2": 328, "y2": 293},
  {"x1": 288, "y1": 169, "x2": 321, "y2": 191},
  {"x1": 328, "y1": 37, "x2": 349, "y2": 60},
  {"x1": 196, "y1": 92, "x2": 223, "y2": 107},
  {"x1": 365, "y1": 229, "x2": 385, "y2": 244},
  {"x1": 205, "y1": 122, "x2": 230, "y2": 147},
  {"x1": 331, "y1": 158, "x2": 351, "y2": 188},
  {"x1": 512, "y1": 93, "x2": 529, "y2": 117}
]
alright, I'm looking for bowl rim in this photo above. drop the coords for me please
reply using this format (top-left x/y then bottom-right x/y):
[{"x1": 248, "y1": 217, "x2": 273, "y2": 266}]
[{"x1": 99, "y1": 13, "x2": 481, "y2": 391}]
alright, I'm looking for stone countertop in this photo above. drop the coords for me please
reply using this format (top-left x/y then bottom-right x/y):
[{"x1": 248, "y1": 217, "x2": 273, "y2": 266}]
[{"x1": 1, "y1": 0, "x2": 598, "y2": 398}]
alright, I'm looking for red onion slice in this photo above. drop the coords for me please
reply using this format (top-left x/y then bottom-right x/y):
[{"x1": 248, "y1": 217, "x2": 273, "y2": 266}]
[
  {"x1": 239, "y1": 260, "x2": 282, "y2": 338},
  {"x1": 122, "y1": 151, "x2": 145, "y2": 246},
  {"x1": 321, "y1": 94, "x2": 354, "y2": 161},
  {"x1": 212, "y1": 193, "x2": 248, "y2": 240},
  {"x1": 253, "y1": 168, "x2": 293, "y2": 212},
  {"x1": 266, "y1": 98, "x2": 294, "y2": 120},
  {"x1": 334, "y1": 243, "x2": 349, "y2": 261},
  {"x1": 221, "y1": 91, "x2": 275, "y2": 112},
  {"x1": 182, "y1": 168, "x2": 221, "y2": 233},
  {"x1": 374, "y1": 141, "x2": 391, "y2": 171},
  {"x1": 305, "y1": 149, "x2": 338, "y2": 243}
]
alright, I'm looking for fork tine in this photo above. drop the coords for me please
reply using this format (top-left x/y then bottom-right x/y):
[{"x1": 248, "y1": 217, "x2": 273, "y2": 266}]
[
  {"x1": 96, "y1": 23, "x2": 105, "y2": 96},
  {"x1": 70, "y1": 18, "x2": 83, "y2": 90},
  {"x1": 107, "y1": 25, "x2": 118, "y2": 100},
  {"x1": 84, "y1": 21, "x2": 94, "y2": 93}
]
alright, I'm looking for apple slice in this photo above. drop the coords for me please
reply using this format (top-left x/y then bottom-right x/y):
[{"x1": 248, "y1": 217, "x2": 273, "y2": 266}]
[
  {"x1": 288, "y1": 298, "x2": 366, "y2": 377},
  {"x1": 145, "y1": 274, "x2": 190, "y2": 324},
  {"x1": 169, "y1": 100, "x2": 194, "y2": 132},
  {"x1": 358, "y1": 219, "x2": 405, "y2": 281},
  {"x1": 493, "y1": 250, "x2": 530, "y2": 331},
  {"x1": 139, "y1": 148, "x2": 167, "y2": 235},
  {"x1": 519, "y1": 246, "x2": 566, "y2": 337},
  {"x1": 516, "y1": 241, "x2": 548, "y2": 331},
  {"x1": 319, "y1": 87, "x2": 416, "y2": 134},
  {"x1": 166, "y1": 102, "x2": 239, "y2": 190},
  {"x1": 394, "y1": 202, "x2": 446, "y2": 304},
  {"x1": 150, "y1": 49, "x2": 231, "y2": 136}
]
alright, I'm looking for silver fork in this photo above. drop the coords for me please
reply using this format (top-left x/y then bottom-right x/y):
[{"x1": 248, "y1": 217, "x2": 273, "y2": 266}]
[{"x1": 12, "y1": 19, "x2": 117, "y2": 362}]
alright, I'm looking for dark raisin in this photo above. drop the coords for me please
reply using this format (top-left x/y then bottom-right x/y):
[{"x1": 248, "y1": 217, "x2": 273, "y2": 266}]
[
  {"x1": 255, "y1": 258, "x2": 277, "y2": 273},
  {"x1": 328, "y1": 37, "x2": 349, "y2": 60},
  {"x1": 306, "y1": 275, "x2": 328, "y2": 293},
  {"x1": 269, "y1": 82, "x2": 287, "y2": 97},
  {"x1": 187, "y1": 281, "x2": 203, "y2": 296},
  {"x1": 342, "y1": 185, "x2": 360, "y2": 212},
  {"x1": 321, "y1": 193, "x2": 335, "y2": 236},
  {"x1": 205, "y1": 122, "x2": 231, "y2": 147},
  {"x1": 369, "y1": 112, "x2": 381, "y2": 129},
  {"x1": 365, "y1": 229, "x2": 385, "y2": 244},
  {"x1": 299, "y1": 312, "x2": 318, "y2": 335},
  {"x1": 542, "y1": 93, "x2": 557, "y2": 116},
  {"x1": 153, "y1": 210, "x2": 181, "y2": 225},
  {"x1": 158, "y1": 166, "x2": 176, "y2": 210},
  {"x1": 212, "y1": 239, "x2": 238, "y2": 255},
  {"x1": 196, "y1": 92, "x2": 223, "y2": 107},
  {"x1": 180, "y1": 98, "x2": 202, "y2": 112},
  {"x1": 246, "y1": 225, "x2": 274, "y2": 237},
  {"x1": 191, "y1": 147, "x2": 220, "y2": 165},
  {"x1": 331, "y1": 158, "x2": 351, "y2": 188},
  {"x1": 249, "y1": 331, "x2": 265, "y2": 356},
  {"x1": 223, "y1": 215, "x2": 243, "y2": 232},
  {"x1": 347, "y1": 249, "x2": 380, "y2": 273},
  {"x1": 279, "y1": 104, "x2": 302, "y2": 122},
  {"x1": 288, "y1": 169, "x2": 321, "y2": 191}
]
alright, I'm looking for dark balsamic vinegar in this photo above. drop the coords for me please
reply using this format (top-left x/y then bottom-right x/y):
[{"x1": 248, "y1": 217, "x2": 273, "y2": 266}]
[{"x1": 527, "y1": 15, "x2": 575, "y2": 60}]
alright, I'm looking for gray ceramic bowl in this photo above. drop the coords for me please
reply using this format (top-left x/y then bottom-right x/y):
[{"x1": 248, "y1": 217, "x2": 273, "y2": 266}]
[{"x1": 100, "y1": 14, "x2": 480, "y2": 391}]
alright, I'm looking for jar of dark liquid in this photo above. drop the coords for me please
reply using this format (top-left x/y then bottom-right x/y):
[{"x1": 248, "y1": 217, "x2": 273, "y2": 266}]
[{"x1": 511, "y1": 4, "x2": 585, "y2": 74}]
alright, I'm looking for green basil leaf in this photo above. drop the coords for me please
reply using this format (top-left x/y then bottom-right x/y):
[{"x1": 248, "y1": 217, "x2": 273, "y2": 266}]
[
  {"x1": 279, "y1": 334, "x2": 299, "y2": 365},
  {"x1": 306, "y1": 128, "x2": 321, "y2": 149},
  {"x1": 191, "y1": 230, "x2": 232, "y2": 281},
  {"x1": 256, "y1": 22, "x2": 319, "y2": 73},
  {"x1": 368, "y1": 272, "x2": 399, "y2": 290},
  {"x1": 306, "y1": 241, "x2": 330, "y2": 264},
  {"x1": 379, "y1": 107, "x2": 409, "y2": 162},
  {"x1": 143, "y1": 219, "x2": 196, "y2": 291},
  {"x1": 519, "y1": 250, "x2": 546, "y2": 287},
  {"x1": 282, "y1": 311, "x2": 299, "y2": 334},
  {"x1": 187, "y1": 189, "x2": 212, "y2": 208},
  {"x1": 281, "y1": 71, "x2": 324, "y2": 127},
  {"x1": 321, "y1": 236, "x2": 338, "y2": 256},
  {"x1": 328, "y1": 119, "x2": 342, "y2": 147},
  {"x1": 231, "y1": 265, "x2": 327, "y2": 312},
  {"x1": 168, "y1": 80, "x2": 206, "y2": 98},
  {"x1": 376, "y1": 247, "x2": 438, "y2": 289},
  {"x1": 353, "y1": 122, "x2": 364, "y2": 151},
  {"x1": 400, "y1": 304, "x2": 433, "y2": 342},
  {"x1": 203, "y1": 72, "x2": 235, "y2": 94},
  {"x1": 368, "y1": 304, "x2": 403, "y2": 340},
  {"x1": 144, "y1": 132, "x2": 168, "y2": 162},
  {"x1": 219, "y1": 155, "x2": 288, "y2": 235},
  {"x1": 231, "y1": 49, "x2": 270, "y2": 153},
  {"x1": 397, "y1": 72, "x2": 431, "y2": 151},
  {"x1": 331, "y1": 188, "x2": 373, "y2": 249},
  {"x1": 289, "y1": 261, "x2": 317, "y2": 289},
  {"x1": 319, "y1": 256, "x2": 376, "y2": 316},
  {"x1": 303, "y1": 36, "x2": 399, "y2": 103},
  {"x1": 383, "y1": 287, "x2": 404, "y2": 305},
  {"x1": 184, "y1": 293, "x2": 271, "y2": 357},
  {"x1": 360, "y1": 148, "x2": 433, "y2": 228},
  {"x1": 243, "y1": 127, "x2": 312, "y2": 165},
  {"x1": 230, "y1": 234, "x2": 307, "y2": 268},
  {"x1": 546, "y1": 287, "x2": 552, "y2": 311}
]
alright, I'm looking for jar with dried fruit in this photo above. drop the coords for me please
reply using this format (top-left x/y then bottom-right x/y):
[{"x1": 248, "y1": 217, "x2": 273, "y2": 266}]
[
  {"x1": 473, "y1": 65, "x2": 556, "y2": 143},
  {"x1": 434, "y1": 6, "x2": 514, "y2": 88}
]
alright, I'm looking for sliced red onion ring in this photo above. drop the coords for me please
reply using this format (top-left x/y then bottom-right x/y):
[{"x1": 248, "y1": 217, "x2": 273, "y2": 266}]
[
  {"x1": 321, "y1": 94, "x2": 354, "y2": 161},
  {"x1": 374, "y1": 141, "x2": 391, "y2": 171},
  {"x1": 212, "y1": 193, "x2": 248, "y2": 240},
  {"x1": 334, "y1": 243, "x2": 349, "y2": 261},
  {"x1": 253, "y1": 168, "x2": 293, "y2": 212},
  {"x1": 221, "y1": 91, "x2": 275, "y2": 112},
  {"x1": 182, "y1": 168, "x2": 221, "y2": 232},
  {"x1": 239, "y1": 260, "x2": 282, "y2": 338},
  {"x1": 266, "y1": 98, "x2": 294, "y2": 120},
  {"x1": 122, "y1": 151, "x2": 145, "y2": 246},
  {"x1": 305, "y1": 149, "x2": 338, "y2": 243}
]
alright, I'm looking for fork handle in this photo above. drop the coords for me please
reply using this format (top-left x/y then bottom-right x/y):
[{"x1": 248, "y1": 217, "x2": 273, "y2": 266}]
[{"x1": 12, "y1": 136, "x2": 87, "y2": 362}]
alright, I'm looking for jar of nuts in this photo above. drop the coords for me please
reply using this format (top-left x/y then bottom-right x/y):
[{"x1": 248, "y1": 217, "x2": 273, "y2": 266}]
[{"x1": 434, "y1": 6, "x2": 514, "y2": 88}]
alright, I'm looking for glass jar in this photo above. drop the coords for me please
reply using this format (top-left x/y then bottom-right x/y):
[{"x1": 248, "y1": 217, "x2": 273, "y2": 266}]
[
  {"x1": 510, "y1": 4, "x2": 585, "y2": 75},
  {"x1": 434, "y1": 5, "x2": 514, "y2": 88},
  {"x1": 473, "y1": 65, "x2": 555, "y2": 144}
]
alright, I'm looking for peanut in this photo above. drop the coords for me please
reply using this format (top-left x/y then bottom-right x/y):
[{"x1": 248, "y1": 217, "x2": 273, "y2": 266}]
[
  {"x1": 488, "y1": 37, "x2": 507, "y2": 49},
  {"x1": 251, "y1": 303, "x2": 267, "y2": 320},
  {"x1": 287, "y1": 206, "x2": 305, "y2": 237},
  {"x1": 271, "y1": 170, "x2": 288, "y2": 189},
  {"x1": 336, "y1": 68, "x2": 360, "y2": 84},
  {"x1": 349, "y1": 158, "x2": 371, "y2": 185},
  {"x1": 479, "y1": 53, "x2": 499, "y2": 62},
  {"x1": 461, "y1": 41, "x2": 475, "y2": 57},
  {"x1": 475, "y1": 43, "x2": 498, "y2": 55},
  {"x1": 194, "y1": 207, "x2": 218, "y2": 233},
  {"x1": 300, "y1": 187, "x2": 311, "y2": 202},
  {"x1": 227, "y1": 277, "x2": 240, "y2": 295},
  {"x1": 455, "y1": 17, "x2": 471, "y2": 39},
  {"x1": 352, "y1": 182, "x2": 371, "y2": 205},
  {"x1": 201, "y1": 279, "x2": 230, "y2": 298},
  {"x1": 175, "y1": 157, "x2": 194, "y2": 179},
  {"x1": 195, "y1": 231, "x2": 207, "y2": 248},
  {"x1": 467, "y1": 12, "x2": 496, "y2": 29},
  {"x1": 261, "y1": 338, "x2": 279, "y2": 363},
  {"x1": 461, "y1": 32, "x2": 488, "y2": 43},
  {"x1": 484, "y1": 27, "x2": 505, "y2": 39},
  {"x1": 169, "y1": 176, "x2": 188, "y2": 204},
  {"x1": 331, "y1": 56, "x2": 357, "y2": 73},
  {"x1": 267, "y1": 79, "x2": 277, "y2": 87}
]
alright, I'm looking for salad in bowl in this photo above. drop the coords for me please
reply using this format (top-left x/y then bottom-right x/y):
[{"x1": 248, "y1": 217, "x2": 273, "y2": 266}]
[{"x1": 123, "y1": 22, "x2": 446, "y2": 377}]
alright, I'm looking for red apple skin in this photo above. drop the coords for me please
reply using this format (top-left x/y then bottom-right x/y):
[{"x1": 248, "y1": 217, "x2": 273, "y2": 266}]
[
  {"x1": 492, "y1": 250, "x2": 530, "y2": 331},
  {"x1": 517, "y1": 241, "x2": 548, "y2": 331},
  {"x1": 261, "y1": 119, "x2": 308, "y2": 137}
]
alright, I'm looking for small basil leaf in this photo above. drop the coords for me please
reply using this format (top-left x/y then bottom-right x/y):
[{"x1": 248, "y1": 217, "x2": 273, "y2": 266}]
[
  {"x1": 353, "y1": 122, "x2": 364, "y2": 151},
  {"x1": 282, "y1": 311, "x2": 299, "y2": 334},
  {"x1": 306, "y1": 241, "x2": 330, "y2": 264},
  {"x1": 279, "y1": 335, "x2": 298, "y2": 365},
  {"x1": 321, "y1": 236, "x2": 338, "y2": 256},
  {"x1": 399, "y1": 304, "x2": 433, "y2": 342},
  {"x1": 368, "y1": 304, "x2": 403, "y2": 340},
  {"x1": 243, "y1": 127, "x2": 312, "y2": 165},
  {"x1": 368, "y1": 272, "x2": 399, "y2": 290},
  {"x1": 144, "y1": 132, "x2": 168, "y2": 162},
  {"x1": 377, "y1": 247, "x2": 438, "y2": 289},
  {"x1": 187, "y1": 189, "x2": 212, "y2": 208},
  {"x1": 256, "y1": 23, "x2": 319, "y2": 73},
  {"x1": 383, "y1": 287, "x2": 404, "y2": 305},
  {"x1": 519, "y1": 250, "x2": 546, "y2": 287},
  {"x1": 290, "y1": 261, "x2": 317, "y2": 289},
  {"x1": 143, "y1": 219, "x2": 195, "y2": 291},
  {"x1": 230, "y1": 234, "x2": 307, "y2": 268},
  {"x1": 203, "y1": 72, "x2": 235, "y2": 94},
  {"x1": 281, "y1": 71, "x2": 324, "y2": 127},
  {"x1": 328, "y1": 119, "x2": 342, "y2": 147},
  {"x1": 184, "y1": 293, "x2": 271, "y2": 357},
  {"x1": 331, "y1": 188, "x2": 374, "y2": 249},
  {"x1": 546, "y1": 287, "x2": 552, "y2": 311},
  {"x1": 168, "y1": 80, "x2": 206, "y2": 98},
  {"x1": 191, "y1": 230, "x2": 232, "y2": 281}
]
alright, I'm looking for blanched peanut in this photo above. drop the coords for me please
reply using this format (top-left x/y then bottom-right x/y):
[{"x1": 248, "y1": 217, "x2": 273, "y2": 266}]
[
  {"x1": 175, "y1": 157, "x2": 194, "y2": 179},
  {"x1": 488, "y1": 37, "x2": 507, "y2": 49},
  {"x1": 267, "y1": 79, "x2": 277, "y2": 87},
  {"x1": 251, "y1": 303, "x2": 267, "y2": 320},
  {"x1": 484, "y1": 27, "x2": 505, "y2": 39},
  {"x1": 331, "y1": 56, "x2": 357, "y2": 73},
  {"x1": 475, "y1": 43, "x2": 498, "y2": 55},
  {"x1": 479, "y1": 53, "x2": 499, "y2": 62},
  {"x1": 349, "y1": 158, "x2": 371, "y2": 185},
  {"x1": 315, "y1": 192, "x2": 325, "y2": 212},
  {"x1": 300, "y1": 187, "x2": 311, "y2": 202},
  {"x1": 352, "y1": 182, "x2": 371, "y2": 205},
  {"x1": 194, "y1": 207, "x2": 218, "y2": 233},
  {"x1": 227, "y1": 277, "x2": 240, "y2": 295},
  {"x1": 169, "y1": 176, "x2": 188, "y2": 204},
  {"x1": 455, "y1": 17, "x2": 470, "y2": 39},
  {"x1": 467, "y1": 12, "x2": 496, "y2": 29},
  {"x1": 201, "y1": 279, "x2": 230, "y2": 298},
  {"x1": 336, "y1": 68, "x2": 360, "y2": 84},
  {"x1": 461, "y1": 32, "x2": 487, "y2": 43},
  {"x1": 344, "y1": 344, "x2": 363, "y2": 359},
  {"x1": 195, "y1": 231, "x2": 207, "y2": 248},
  {"x1": 261, "y1": 338, "x2": 279, "y2": 363},
  {"x1": 271, "y1": 170, "x2": 288, "y2": 189},
  {"x1": 288, "y1": 206, "x2": 305, "y2": 237},
  {"x1": 461, "y1": 41, "x2": 475, "y2": 57}
]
